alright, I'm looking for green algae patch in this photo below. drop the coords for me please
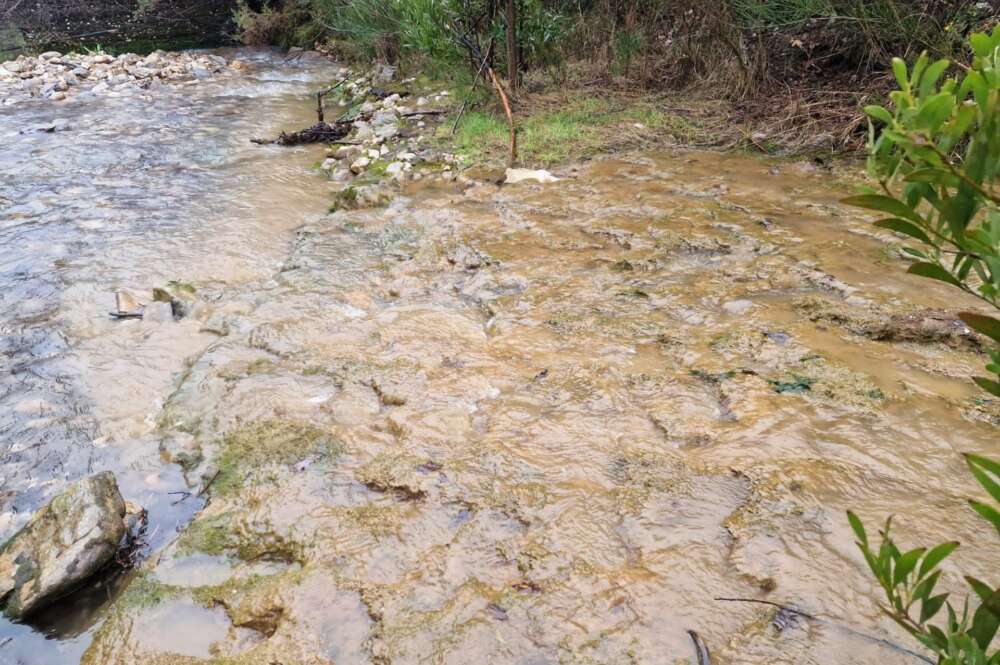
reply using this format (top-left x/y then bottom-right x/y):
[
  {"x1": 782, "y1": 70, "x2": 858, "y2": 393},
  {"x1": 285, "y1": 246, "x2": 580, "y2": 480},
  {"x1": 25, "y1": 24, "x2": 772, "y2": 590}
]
[
  {"x1": 193, "y1": 568, "x2": 305, "y2": 638},
  {"x1": 117, "y1": 572, "x2": 185, "y2": 610},
  {"x1": 213, "y1": 419, "x2": 343, "y2": 497},
  {"x1": 356, "y1": 452, "x2": 430, "y2": 500},
  {"x1": 177, "y1": 514, "x2": 236, "y2": 557},
  {"x1": 177, "y1": 510, "x2": 306, "y2": 564},
  {"x1": 341, "y1": 503, "x2": 409, "y2": 539}
]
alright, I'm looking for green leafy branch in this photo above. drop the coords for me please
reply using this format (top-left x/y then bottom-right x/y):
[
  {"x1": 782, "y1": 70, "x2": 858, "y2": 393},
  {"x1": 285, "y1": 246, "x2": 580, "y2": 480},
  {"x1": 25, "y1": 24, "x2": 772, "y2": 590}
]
[
  {"x1": 844, "y1": 25, "x2": 1000, "y2": 396},
  {"x1": 848, "y1": 455, "x2": 1000, "y2": 665}
]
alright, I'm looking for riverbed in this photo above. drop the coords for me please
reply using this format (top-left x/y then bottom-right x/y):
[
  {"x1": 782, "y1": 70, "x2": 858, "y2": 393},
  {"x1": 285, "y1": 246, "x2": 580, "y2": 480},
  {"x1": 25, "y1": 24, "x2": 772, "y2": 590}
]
[{"x1": 1, "y1": 49, "x2": 997, "y2": 665}]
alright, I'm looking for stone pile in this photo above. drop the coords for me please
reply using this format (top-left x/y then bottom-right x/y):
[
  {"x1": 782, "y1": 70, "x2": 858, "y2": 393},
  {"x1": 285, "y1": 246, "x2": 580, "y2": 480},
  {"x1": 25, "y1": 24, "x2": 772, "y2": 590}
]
[
  {"x1": 0, "y1": 49, "x2": 243, "y2": 102},
  {"x1": 319, "y1": 68, "x2": 461, "y2": 206}
]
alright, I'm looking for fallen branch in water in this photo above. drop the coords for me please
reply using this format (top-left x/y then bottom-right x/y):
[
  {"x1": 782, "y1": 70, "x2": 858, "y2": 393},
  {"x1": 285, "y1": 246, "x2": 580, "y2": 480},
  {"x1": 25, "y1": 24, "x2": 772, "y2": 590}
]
[
  {"x1": 714, "y1": 597, "x2": 934, "y2": 664},
  {"x1": 251, "y1": 121, "x2": 352, "y2": 146},
  {"x1": 252, "y1": 109, "x2": 446, "y2": 146},
  {"x1": 687, "y1": 629, "x2": 712, "y2": 665}
]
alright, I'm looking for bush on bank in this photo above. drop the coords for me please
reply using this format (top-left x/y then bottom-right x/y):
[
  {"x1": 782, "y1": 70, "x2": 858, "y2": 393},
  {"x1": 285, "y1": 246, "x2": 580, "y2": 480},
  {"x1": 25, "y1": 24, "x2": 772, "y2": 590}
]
[{"x1": 235, "y1": 0, "x2": 999, "y2": 98}]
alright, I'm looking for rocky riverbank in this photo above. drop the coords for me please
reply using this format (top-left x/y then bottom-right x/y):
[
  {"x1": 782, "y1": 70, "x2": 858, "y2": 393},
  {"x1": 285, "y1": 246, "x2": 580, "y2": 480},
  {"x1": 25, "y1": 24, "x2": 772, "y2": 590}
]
[
  {"x1": 0, "y1": 49, "x2": 245, "y2": 104},
  {"x1": 307, "y1": 66, "x2": 472, "y2": 211}
]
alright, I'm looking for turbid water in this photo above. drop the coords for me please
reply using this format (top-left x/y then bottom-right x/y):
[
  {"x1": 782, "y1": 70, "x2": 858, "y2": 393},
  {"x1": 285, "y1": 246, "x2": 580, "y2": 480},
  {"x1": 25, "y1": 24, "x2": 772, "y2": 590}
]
[{"x1": 1, "y1": 49, "x2": 997, "y2": 665}]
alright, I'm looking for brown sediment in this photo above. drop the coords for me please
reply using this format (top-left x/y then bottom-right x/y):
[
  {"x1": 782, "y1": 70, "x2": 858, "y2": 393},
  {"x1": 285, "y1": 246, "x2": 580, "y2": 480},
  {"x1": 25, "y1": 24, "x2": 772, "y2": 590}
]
[{"x1": 79, "y1": 149, "x2": 998, "y2": 665}]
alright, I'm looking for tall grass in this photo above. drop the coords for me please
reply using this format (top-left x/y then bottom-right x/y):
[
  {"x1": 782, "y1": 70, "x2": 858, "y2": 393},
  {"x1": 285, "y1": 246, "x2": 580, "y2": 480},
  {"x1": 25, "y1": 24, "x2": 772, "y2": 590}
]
[{"x1": 234, "y1": 0, "x2": 994, "y2": 100}]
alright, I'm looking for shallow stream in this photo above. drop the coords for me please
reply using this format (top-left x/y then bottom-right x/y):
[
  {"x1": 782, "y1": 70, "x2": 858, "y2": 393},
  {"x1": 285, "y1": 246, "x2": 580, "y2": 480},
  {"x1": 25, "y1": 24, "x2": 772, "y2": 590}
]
[{"x1": 1, "y1": 48, "x2": 997, "y2": 665}]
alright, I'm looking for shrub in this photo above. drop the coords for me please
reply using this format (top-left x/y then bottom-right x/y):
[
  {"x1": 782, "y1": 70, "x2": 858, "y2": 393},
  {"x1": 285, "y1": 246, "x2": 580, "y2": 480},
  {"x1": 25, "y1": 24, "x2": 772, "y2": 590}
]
[
  {"x1": 845, "y1": 24, "x2": 1000, "y2": 396},
  {"x1": 234, "y1": 0, "x2": 313, "y2": 48},
  {"x1": 847, "y1": 455, "x2": 1000, "y2": 664},
  {"x1": 845, "y1": 27, "x2": 1000, "y2": 665}
]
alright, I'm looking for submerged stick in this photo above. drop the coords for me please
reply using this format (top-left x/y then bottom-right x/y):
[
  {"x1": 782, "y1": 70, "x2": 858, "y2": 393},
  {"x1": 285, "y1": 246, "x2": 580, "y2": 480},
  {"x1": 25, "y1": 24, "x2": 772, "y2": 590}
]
[
  {"x1": 687, "y1": 630, "x2": 712, "y2": 665},
  {"x1": 714, "y1": 597, "x2": 934, "y2": 664}
]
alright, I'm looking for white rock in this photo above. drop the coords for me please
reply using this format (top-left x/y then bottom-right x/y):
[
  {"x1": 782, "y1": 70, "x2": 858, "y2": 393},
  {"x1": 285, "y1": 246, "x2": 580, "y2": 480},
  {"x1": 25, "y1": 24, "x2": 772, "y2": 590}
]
[
  {"x1": 722, "y1": 300, "x2": 754, "y2": 316},
  {"x1": 353, "y1": 121, "x2": 373, "y2": 140},
  {"x1": 374, "y1": 123, "x2": 399, "y2": 140},
  {"x1": 366, "y1": 148, "x2": 380, "y2": 159},
  {"x1": 321, "y1": 158, "x2": 337, "y2": 171},
  {"x1": 334, "y1": 145, "x2": 359, "y2": 160},
  {"x1": 416, "y1": 96, "x2": 429, "y2": 106},
  {"x1": 398, "y1": 152, "x2": 416, "y2": 162},
  {"x1": 351, "y1": 156, "x2": 371, "y2": 174},
  {"x1": 39, "y1": 51, "x2": 61, "y2": 61},
  {"x1": 371, "y1": 109, "x2": 397, "y2": 126},
  {"x1": 385, "y1": 161, "x2": 405, "y2": 176},
  {"x1": 505, "y1": 168, "x2": 560, "y2": 184}
]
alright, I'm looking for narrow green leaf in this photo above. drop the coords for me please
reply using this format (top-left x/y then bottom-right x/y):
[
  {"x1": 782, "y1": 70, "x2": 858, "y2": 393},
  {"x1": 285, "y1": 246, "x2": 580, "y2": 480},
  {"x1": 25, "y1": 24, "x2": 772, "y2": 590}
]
[
  {"x1": 919, "y1": 59, "x2": 951, "y2": 97},
  {"x1": 843, "y1": 195, "x2": 925, "y2": 225},
  {"x1": 973, "y1": 377, "x2": 1000, "y2": 397},
  {"x1": 958, "y1": 313, "x2": 1000, "y2": 344},
  {"x1": 893, "y1": 547, "x2": 927, "y2": 587},
  {"x1": 864, "y1": 105, "x2": 894, "y2": 125},
  {"x1": 892, "y1": 57, "x2": 910, "y2": 89},
  {"x1": 970, "y1": 32, "x2": 992, "y2": 58},
  {"x1": 907, "y1": 262, "x2": 963, "y2": 287},
  {"x1": 969, "y1": 587, "x2": 1000, "y2": 651},
  {"x1": 919, "y1": 541, "x2": 959, "y2": 579},
  {"x1": 847, "y1": 510, "x2": 869, "y2": 546},
  {"x1": 921, "y1": 593, "x2": 949, "y2": 623},
  {"x1": 969, "y1": 499, "x2": 1000, "y2": 536},
  {"x1": 874, "y1": 218, "x2": 932, "y2": 244},
  {"x1": 912, "y1": 569, "x2": 942, "y2": 604},
  {"x1": 966, "y1": 455, "x2": 1000, "y2": 479},
  {"x1": 916, "y1": 93, "x2": 955, "y2": 131},
  {"x1": 965, "y1": 454, "x2": 1000, "y2": 504},
  {"x1": 966, "y1": 576, "x2": 994, "y2": 602}
]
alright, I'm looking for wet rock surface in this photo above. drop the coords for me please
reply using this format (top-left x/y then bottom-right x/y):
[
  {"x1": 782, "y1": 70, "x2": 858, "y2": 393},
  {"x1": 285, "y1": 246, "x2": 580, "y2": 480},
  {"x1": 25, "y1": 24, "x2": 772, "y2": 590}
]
[{"x1": 0, "y1": 472, "x2": 127, "y2": 619}]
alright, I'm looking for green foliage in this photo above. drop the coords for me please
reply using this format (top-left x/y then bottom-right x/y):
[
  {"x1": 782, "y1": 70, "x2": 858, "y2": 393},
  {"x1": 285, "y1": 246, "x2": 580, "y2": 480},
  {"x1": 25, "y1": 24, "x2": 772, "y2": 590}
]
[
  {"x1": 728, "y1": 0, "x2": 979, "y2": 60},
  {"x1": 492, "y1": 0, "x2": 570, "y2": 72},
  {"x1": 847, "y1": 454, "x2": 1000, "y2": 664},
  {"x1": 846, "y1": 26, "x2": 1000, "y2": 397},
  {"x1": 313, "y1": 0, "x2": 569, "y2": 71},
  {"x1": 312, "y1": 0, "x2": 461, "y2": 63},
  {"x1": 613, "y1": 30, "x2": 644, "y2": 76},
  {"x1": 234, "y1": 0, "x2": 313, "y2": 48}
]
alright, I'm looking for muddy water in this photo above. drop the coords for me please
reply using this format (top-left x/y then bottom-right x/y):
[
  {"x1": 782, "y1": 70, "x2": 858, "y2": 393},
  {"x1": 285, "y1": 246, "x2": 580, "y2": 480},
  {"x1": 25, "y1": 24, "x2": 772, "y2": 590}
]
[
  {"x1": 2, "y1": 53, "x2": 998, "y2": 665},
  {"x1": 0, "y1": 48, "x2": 339, "y2": 663}
]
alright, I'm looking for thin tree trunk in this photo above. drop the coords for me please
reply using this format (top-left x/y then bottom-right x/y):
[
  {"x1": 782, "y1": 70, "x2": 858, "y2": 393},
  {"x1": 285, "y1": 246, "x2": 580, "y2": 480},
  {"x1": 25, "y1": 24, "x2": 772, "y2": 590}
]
[
  {"x1": 487, "y1": 66, "x2": 517, "y2": 166},
  {"x1": 505, "y1": 0, "x2": 518, "y2": 91}
]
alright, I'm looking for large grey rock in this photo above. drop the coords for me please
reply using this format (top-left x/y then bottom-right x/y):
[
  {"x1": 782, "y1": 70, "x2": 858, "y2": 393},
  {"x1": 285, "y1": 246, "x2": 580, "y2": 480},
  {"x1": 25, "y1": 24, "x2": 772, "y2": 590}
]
[{"x1": 0, "y1": 472, "x2": 127, "y2": 619}]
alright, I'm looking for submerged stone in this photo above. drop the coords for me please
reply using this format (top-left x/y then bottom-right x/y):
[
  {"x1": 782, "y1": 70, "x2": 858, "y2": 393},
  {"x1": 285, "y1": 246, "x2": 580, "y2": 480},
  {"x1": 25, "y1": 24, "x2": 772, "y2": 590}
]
[{"x1": 0, "y1": 472, "x2": 127, "y2": 619}]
